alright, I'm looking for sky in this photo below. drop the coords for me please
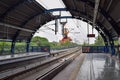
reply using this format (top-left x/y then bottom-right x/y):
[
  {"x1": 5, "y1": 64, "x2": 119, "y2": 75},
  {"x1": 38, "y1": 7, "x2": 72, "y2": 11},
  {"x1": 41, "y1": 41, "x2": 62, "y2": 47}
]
[{"x1": 34, "y1": 0, "x2": 98, "y2": 44}]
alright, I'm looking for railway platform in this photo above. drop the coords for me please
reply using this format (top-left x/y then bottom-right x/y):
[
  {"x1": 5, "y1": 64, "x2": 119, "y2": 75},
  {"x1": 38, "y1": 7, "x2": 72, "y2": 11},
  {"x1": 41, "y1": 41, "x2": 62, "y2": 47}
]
[
  {"x1": 0, "y1": 47, "x2": 120, "y2": 80},
  {"x1": 53, "y1": 53, "x2": 120, "y2": 80}
]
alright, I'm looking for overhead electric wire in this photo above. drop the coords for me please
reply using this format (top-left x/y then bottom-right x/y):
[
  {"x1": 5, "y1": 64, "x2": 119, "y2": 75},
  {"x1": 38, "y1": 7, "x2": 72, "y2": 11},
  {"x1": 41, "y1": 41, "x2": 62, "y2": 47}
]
[
  {"x1": 67, "y1": 20, "x2": 87, "y2": 44},
  {"x1": 72, "y1": 19, "x2": 87, "y2": 39},
  {"x1": 38, "y1": 26, "x2": 63, "y2": 43},
  {"x1": 0, "y1": 22, "x2": 35, "y2": 33},
  {"x1": 67, "y1": 19, "x2": 86, "y2": 40},
  {"x1": 38, "y1": 28, "x2": 62, "y2": 36},
  {"x1": 77, "y1": 21, "x2": 87, "y2": 37},
  {"x1": 39, "y1": 25, "x2": 62, "y2": 35}
]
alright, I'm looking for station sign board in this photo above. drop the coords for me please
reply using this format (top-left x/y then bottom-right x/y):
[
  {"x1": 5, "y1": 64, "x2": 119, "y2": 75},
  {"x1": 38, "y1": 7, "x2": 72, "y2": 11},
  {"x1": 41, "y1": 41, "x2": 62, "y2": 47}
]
[{"x1": 87, "y1": 34, "x2": 95, "y2": 37}]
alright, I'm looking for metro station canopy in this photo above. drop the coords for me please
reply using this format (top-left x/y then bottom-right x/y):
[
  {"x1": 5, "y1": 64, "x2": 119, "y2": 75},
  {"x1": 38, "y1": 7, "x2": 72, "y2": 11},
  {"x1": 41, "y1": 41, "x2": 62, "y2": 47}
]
[{"x1": 0, "y1": 0, "x2": 120, "y2": 42}]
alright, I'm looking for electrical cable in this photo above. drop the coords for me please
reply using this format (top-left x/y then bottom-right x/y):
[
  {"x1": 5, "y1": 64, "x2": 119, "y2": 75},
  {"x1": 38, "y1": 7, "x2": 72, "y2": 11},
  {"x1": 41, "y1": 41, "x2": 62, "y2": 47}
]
[
  {"x1": 76, "y1": 20, "x2": 87, "y2": 37},
  {"x1": 73, "y1": 19, "x2": 87, "y2": 39},
  {"x1": 39, "y1": 26, "x2": 62, "y2": 35}
]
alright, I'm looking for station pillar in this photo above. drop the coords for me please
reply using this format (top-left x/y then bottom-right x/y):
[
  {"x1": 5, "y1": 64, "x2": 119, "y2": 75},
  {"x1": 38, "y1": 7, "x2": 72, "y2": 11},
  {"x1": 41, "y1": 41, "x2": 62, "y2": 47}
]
[
  {"x1": 26, "y1": 40, "x2": 30, "y2": 53},
  {"x1": 104, "y1": 42, "x2": 109, "y2": 53},
  {"x1": 110, "y1": 40, "x2": 115, "y2": 56},
  {"x1": 11, "y1": 41, "x2": 15, "y2": 55}
]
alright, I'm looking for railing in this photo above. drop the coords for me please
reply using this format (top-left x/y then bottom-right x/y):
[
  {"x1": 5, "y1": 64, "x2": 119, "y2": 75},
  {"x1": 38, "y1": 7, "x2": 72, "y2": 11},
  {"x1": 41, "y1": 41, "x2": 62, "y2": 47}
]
[
  {"x1": 0, "y1": 45, "x2": 78, "y2": 55},
  {"x1": 0, "y1": 46, "x2": 50, "y2": 55},
  {"x1": 82, "y1": 46, "x2": 111, "y2": 53}
]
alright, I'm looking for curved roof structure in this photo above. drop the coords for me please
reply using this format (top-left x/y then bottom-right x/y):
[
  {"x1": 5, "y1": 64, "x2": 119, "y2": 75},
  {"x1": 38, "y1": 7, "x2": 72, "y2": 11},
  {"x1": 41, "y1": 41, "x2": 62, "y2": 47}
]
[
  {"x1": 63, "y1": 0, "x2": 119, "y2": 39},
  {"x1": 0, "y1": 0, "x2": 120, "y2": 43},
  {"x1": 0, "y1": 0, "x2": 54, "y2": 42}
]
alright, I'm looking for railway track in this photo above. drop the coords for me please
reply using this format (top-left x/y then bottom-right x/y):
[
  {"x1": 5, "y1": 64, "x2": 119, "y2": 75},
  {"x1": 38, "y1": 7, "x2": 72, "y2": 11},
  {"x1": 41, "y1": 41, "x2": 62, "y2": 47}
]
[
  {"x1": 0, "y1": 49, "x2": 67, "y2": 72},
  {"x1": 36, "y1": 50, "x2": 81, "y2": 80},
  {"x1": 0, "y1": 47, "x2": 81, "y2": 80}
]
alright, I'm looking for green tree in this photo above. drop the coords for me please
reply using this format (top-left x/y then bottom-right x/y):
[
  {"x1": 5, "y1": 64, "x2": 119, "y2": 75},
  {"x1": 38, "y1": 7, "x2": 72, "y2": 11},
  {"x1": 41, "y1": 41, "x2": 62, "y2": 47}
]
[
  {"x1": 61, "y1": 40, "x2": 71, "y2": 47},
  {"x1": 82, "y1": 41, "x2": 89, "y2": 46},
  {"x1": 114, "y1": 40, "x2": 118, "y2": 46},
  {"x1": 31, "y1": 36, "x2": 50, "y2": 46},
  {"x1": 0, "y1": 42, "x2": 11, "y2": 54},
  {"x1": 94, "y1": 35, "x2": 104, "y2": 46}
]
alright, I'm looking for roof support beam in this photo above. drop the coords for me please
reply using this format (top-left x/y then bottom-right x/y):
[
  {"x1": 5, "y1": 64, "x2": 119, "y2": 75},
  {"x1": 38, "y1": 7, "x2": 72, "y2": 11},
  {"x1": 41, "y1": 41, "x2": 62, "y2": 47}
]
[
  {"x1": 93, "y1": 0, "x2": 100, "y2": 28},
  {"x1": 45, "y1": 8, "x2": 93, "y2": 19},
  {"x1": 45, "y1": 8, "x2": 67, "y2": 13},
  {"x1": 96, "y1": 21, "x2": 110, "y2": 37},
  {"x1": 0, "y1": 22, "x2": 35, "y2": 33}
]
